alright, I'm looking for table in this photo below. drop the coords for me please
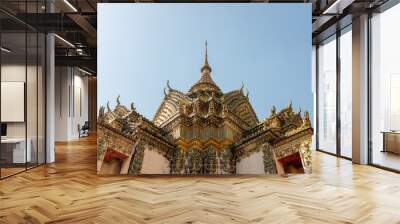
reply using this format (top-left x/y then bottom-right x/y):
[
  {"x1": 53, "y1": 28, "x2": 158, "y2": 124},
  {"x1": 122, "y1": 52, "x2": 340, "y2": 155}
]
[
  {"x1": 382, "y1": 131, "x2": 400, "y2": 154},
  {"x1": 1, "y1": 138, "x2": 32, "y2": 163}
]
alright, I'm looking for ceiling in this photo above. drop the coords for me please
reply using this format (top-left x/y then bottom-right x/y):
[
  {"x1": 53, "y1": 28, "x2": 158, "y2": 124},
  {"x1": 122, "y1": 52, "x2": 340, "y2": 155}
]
[{"x1": 0, "y1": 0, "x2": 391, "y2": 75}]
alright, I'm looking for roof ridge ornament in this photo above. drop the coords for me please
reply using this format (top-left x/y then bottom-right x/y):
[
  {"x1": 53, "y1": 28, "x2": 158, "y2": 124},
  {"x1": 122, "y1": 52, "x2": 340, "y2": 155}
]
[
  {"x1": 117, "y1": 95, "x2": 121, "y2": 105},
  {"x1": 107, "y1": 101, "x2": 111, "y2": 112},
  {"x1": 164, "y1": 80, "x2": 172, "y2": 96},
  {"x1": 99, "y1": 106, "x2": 105, "y2": 117},
  {"x1": 166, "y1": 80, "x2": 172, "y2": 90},
  {"x1": 164, "y1": 87, "x2": 168, "y2": 96},
  {"x1": 270, "y1": 105, "x2": 277, "y2": 116}
]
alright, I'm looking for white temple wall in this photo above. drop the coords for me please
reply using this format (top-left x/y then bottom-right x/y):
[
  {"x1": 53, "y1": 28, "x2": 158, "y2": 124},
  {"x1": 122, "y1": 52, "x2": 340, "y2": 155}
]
[
  {"x1": 236, "y1": 150, "x2": 265, "y2": 174},
  {"x1": 140, "y1": 146, "x2": 170, "y2": 174}
]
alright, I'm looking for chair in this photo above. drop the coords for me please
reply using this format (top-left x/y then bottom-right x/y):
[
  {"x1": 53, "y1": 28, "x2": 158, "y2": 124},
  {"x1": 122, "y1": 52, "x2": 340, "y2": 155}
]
[{"x1": 79, "y1": 121, "x2": 90, "y2": 138}]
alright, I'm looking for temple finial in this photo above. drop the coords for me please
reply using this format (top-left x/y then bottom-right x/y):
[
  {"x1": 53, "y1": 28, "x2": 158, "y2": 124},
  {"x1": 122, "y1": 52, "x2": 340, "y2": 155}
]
[
  {"x1": 205, "y1": 40, "x2": 208, "y2": 64},
  {"x1": 201, "y1": 40, "x2": 212, "y2": 73}
]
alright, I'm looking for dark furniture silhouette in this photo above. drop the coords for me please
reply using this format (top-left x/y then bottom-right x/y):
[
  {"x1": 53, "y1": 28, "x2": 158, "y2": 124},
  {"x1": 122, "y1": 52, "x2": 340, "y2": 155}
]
[{"x1": 79, "y1": 121, "x2": 90, "y2": 138}]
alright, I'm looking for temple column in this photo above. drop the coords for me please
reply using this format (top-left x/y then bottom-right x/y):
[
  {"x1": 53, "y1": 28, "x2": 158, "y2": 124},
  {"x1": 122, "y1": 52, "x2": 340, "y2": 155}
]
[{"x1": 300, "y1": 140, "x2": 312, "y2": 174}]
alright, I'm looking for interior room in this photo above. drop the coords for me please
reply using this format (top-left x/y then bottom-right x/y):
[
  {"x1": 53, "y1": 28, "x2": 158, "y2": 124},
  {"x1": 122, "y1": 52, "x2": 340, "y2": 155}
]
[
  {"x1": 0, "y1": 0, "x2": 399, "y2": 223},
  {"x1": 370, "y1": 3, "x2": 400, "y2": 171},
  {"x1": 0, "y1": 20, "x2": 46, "y2": 178}
]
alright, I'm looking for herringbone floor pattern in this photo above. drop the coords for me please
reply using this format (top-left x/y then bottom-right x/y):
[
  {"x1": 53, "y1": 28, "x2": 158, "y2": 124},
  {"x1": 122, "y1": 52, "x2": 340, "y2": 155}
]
[{"x1": 1, "y1": 135, "x2": 400, "y2": 224}]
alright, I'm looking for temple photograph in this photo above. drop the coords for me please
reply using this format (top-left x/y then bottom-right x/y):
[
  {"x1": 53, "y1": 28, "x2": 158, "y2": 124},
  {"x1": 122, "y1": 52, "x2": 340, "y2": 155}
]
[
  {"x1": 97, "y1": 41, "x2": 313, "y2": 175},
  {"x1": 97, "y1": 5, "x2": 313, "y2": 176}
]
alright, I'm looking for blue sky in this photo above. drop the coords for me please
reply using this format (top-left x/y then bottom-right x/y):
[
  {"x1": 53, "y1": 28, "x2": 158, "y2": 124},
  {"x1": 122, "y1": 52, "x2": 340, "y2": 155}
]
[{"x1": 98, "y1": 3, "x2": 312, "y2": 121}]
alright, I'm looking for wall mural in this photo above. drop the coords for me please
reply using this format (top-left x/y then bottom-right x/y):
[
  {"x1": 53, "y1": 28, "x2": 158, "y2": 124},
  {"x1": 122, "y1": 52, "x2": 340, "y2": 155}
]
[{"x1": 97, "y1": 42, "x2": 313, "y2": 176}]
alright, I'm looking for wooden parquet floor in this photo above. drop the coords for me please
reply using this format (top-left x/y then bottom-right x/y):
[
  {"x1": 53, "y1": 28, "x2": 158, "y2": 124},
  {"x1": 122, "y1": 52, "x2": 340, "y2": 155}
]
[{"x1": 1, "y1": 135, "x2": 400, "y2": 224}]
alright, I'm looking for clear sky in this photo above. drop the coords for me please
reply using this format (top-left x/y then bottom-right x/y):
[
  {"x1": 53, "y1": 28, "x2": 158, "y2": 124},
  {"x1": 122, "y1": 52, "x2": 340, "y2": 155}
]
[{"x1": 98, "y1": 3, "x2": 312, "y2": 121}]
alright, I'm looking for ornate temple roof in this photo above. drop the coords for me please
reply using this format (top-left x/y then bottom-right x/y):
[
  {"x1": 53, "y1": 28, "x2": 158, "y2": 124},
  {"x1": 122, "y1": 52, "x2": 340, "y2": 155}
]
[
  {"x1": 98, "y1": 97, "x2": 175, "y2": 149},
  {"x1": 188, "y1": 41, "x2": 222, "y2": 97},
  {"x1": 97, "y1": 41, "x2": 314, "y2": 176},
  {"x1": 235, "y1": 102, "x2": 310, "y2": 148},
  {"x1": 223, "y1": 89, "x2": 259, "y2": 127},
  {"x1": 153, "y1": 41, "x2": 259, "y2": 129},
  {"x1": 153, "y1": 86, "x2": 189, "y2": 126}
]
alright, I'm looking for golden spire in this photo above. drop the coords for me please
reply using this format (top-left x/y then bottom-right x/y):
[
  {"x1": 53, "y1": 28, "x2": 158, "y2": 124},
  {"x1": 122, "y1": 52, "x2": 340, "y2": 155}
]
[
  {"x1": 189, "y1": 40, "x2": 222, "y2": 96},
  {"x1": 201, "y1": 40, "x2": 212, "y2": 73},
  {"x1": 205, "y1": 40, "x2": 208, "y2": 65}
]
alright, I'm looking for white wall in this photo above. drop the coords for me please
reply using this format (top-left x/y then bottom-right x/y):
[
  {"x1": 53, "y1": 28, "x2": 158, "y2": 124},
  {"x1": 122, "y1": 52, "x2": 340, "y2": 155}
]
[
  {"x1": 1, "y1": 64, "x2": 46, "y2": 164},
  {"x1": 55, "y1": 67, "x2": 89, "y2": 141},
  {"x1": 55, "y1": 67, "x2": 69, "y2": 141},
  {"x1": 1, "y1": 65, "x2": 26, "y2": 139},
  {"x1": 140, "y1": 147, "x2": 170, "y2": 174},
  {"x1": 1, "y1": 82, "x2": 24, "y2": 122},
  {"x1": 236, "y1": 150, "x2": 265, "y2": 174},
  {"x1": 72, "y1": 73, "x2": 89, "y2": 138}
]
